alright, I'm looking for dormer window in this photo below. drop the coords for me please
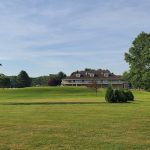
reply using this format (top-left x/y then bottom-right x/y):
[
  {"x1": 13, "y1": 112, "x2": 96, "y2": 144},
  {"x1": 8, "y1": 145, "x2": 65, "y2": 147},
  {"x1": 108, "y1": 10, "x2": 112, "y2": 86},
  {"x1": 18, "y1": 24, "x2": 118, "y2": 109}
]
[
  {"x1": 76, "y1": 74, "x2": 81, "y2": 77},
  {"x1": 104, "y1": 73, "x2": 109, "y2": 77},
  {"x1": 89, "y1": 73, "x2": 94, "y2": 77}
]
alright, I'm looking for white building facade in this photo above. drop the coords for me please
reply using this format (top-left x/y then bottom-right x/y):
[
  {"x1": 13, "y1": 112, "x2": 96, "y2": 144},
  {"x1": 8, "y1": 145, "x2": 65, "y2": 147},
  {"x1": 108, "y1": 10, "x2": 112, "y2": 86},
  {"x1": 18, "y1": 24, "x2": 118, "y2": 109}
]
[{"x1": 62, "y1": 69, "x2": 127, "y2": 88}]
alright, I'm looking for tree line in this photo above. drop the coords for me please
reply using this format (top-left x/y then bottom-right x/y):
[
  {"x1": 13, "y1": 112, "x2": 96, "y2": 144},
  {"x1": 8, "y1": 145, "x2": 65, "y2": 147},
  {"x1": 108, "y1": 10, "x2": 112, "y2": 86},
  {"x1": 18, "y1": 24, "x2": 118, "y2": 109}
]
[
  {"x1": 0, "y1": 32, "x2": 149, "y2": 90},
  {"x1": 0, "y1": 71, "x2": 66, "y2": 88}
]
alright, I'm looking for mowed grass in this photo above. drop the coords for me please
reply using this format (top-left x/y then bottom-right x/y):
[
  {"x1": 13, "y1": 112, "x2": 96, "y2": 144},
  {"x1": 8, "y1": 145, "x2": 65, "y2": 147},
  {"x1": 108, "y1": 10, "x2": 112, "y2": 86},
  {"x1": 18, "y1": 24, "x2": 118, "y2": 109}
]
[
  {"x1": 0, "y1": 87, "x2": 150, "y2": 150},
  {"x1": 0, "y1": 86, "x2": 104, "y2": 103}
]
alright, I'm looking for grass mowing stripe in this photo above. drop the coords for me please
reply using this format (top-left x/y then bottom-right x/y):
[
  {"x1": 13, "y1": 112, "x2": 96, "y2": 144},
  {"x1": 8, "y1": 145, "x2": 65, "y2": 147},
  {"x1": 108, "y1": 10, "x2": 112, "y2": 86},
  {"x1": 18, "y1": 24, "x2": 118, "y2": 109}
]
[{"x1": 0, "y1": 87, "x2": 149, "y2": 150}]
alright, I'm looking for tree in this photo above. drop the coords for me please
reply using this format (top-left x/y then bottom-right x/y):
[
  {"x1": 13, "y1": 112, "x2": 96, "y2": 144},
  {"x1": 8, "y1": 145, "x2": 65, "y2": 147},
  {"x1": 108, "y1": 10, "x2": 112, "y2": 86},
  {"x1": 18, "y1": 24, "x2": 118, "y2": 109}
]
[
  {"x1": 124, "y1": 32, "x2": 150, "y2": 90},
  {"x1": 57, "y1": 72, "x2": 66, "y2": 79},
  {"x1": 123, "y1": 71, "x2": 132, "y2": 89},
  {"x1": 31, "y1": 76, "x2": 49, "y2": 86},
  {"x1": 17, "y1": 71, "x2": 31, "y2": 88},
  {"x1": 0, "y1": 74, "x2": 10, "y2": 88},
  {"x1": 48, "y1": 72, "x2": 66, "y2": 86},
  {"x1": 9, "y1": 76, "x2": 19, "y2": 88},
  {"x1": 56, "y1": 72, "x2": 67, "y2": 85},
  {"x1": 48, "y1": 78, "x2": 58, "y2": 86}
]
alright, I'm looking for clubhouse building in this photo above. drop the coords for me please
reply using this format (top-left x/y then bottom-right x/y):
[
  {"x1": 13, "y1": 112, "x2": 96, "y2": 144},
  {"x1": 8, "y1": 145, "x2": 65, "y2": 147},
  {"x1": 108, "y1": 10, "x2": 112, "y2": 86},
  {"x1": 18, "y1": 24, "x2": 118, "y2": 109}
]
[{"x1": 61, "y1": 69, "x2": 127, "y2": 88}]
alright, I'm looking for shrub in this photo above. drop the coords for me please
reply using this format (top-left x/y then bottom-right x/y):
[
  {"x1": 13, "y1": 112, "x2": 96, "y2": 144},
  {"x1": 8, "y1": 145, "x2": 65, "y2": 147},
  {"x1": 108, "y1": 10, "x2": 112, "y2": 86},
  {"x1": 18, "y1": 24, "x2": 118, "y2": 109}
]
[
  {"x1": 105, "y1": 86, "x2": 134, "y2": 103},
  {"x1": 121, "y1": 90, "x2": 128, "y2": 102},
  {"x1": 105, "y1": 86, "x2": 115, "y2": 103},
  {"x1": 114, "y1": 90, "x2": 127, "y2": 103},
  {"x1": 113, "y1": 89, "x2": 120, "y2": 103},
  {"x1": 126, "y1": 91, "x2": 134, "y2": 101}
]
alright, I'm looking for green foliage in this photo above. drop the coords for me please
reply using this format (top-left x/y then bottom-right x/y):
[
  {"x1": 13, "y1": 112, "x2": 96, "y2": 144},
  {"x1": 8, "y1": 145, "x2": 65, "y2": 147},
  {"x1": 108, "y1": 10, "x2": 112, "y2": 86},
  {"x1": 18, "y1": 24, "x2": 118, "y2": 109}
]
[
  {"x1": 17, "y1": 71, "x2": 31, "y2": 88},
  {"x1": 122, "y1": 72, "x2": 132, "y2": 88},
  {"x1": 48, "y1": 78, "x2": 58, "y2": 86},
  {"x1": 125, "y1": 90, "x2": 134, "y2": 101},
  {"x1": 113, "y1": 89, "x2": 119, "y2": 102},
  {"x1": 113, "y1": 89, "x2": 127, "y2": 103},
  {"x1": 57, "y1": 71, "x2": 67, "y2": 80},
  {"x1": 142, "y1": 71, "x2": 150, "y2": 91},
  {"x1": 124, "y1": 32, "x2": 150, "y2": 90},
  {"x1": 105, "y1": 86, "x2": 114, "y2": 103},
  {"x1": 48, "y1": 72, "x2": 66, "y2": 86},
  {"x1": 105, "y1": 86, "x2": 134, "y2": 103},
  {"x1": 0, "y1": 74, "x2": 10, "y2": 88},
  {"x1": 121, "y1": 90, "x2": 128, "y2": 102},
  {"x1": 5, "y1": 71, "x2": 66, "y2": 88},
  {"x1": 9, "y1": 76, "x2": 19, "y2": 88},
  {"x1": 85, "y1": 68, "x2": 93, "y2": 71},
  {"x1": 31, "y1": 76, "x2": 49, "y2": 86}
]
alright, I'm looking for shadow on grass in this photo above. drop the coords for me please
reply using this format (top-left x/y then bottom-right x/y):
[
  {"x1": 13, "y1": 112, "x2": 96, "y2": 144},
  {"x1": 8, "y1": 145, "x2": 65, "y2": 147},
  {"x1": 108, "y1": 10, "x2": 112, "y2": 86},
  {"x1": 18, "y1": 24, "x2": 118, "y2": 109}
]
[{"x1": 0, "y1": 102, "x2": 103, "y2": 106}]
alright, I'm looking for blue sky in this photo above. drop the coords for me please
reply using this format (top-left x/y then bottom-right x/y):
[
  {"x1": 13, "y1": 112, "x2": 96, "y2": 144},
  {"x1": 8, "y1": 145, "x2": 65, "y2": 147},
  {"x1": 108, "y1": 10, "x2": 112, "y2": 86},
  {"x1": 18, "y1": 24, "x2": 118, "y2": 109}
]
[{"x1": 0, "y1": 0, "x2": 150, "y2": 77}]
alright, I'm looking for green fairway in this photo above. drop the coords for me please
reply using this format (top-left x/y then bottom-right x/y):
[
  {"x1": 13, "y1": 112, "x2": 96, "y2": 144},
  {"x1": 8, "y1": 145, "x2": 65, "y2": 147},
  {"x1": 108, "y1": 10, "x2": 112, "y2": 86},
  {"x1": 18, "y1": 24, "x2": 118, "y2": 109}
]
[{"x1": 0, "y1": 87, "x2": 150, "y2": 150}]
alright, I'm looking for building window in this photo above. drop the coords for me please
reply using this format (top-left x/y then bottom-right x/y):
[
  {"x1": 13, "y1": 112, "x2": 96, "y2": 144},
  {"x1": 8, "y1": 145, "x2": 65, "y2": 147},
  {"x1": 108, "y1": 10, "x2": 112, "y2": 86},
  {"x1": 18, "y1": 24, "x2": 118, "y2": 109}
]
[
  {"x1": 104, "y1": 73, "x2": 109, "y2": 77},
  {"x1": 76, "y1": 74, "x2": 81, "y2": 77},
  {"x1": 89, "y1": 73, "x2": 95, "y2": 77}
]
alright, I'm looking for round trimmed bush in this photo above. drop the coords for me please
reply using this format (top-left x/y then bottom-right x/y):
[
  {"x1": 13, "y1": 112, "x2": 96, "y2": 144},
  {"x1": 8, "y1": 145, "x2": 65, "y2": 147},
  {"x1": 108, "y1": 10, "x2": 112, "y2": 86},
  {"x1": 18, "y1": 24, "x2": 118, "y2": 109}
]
[
  {"x1": 121, "y1": 90, "x2": 128, "y2": 102},
  {"x1": 126, "y1": 91, "x2": 134, "y2": 101},
  {"x1": 113, "y1": 89, "x2": 120, "y2": 103},
  {"x1": 114, "y1": 90, "x2": 127, "y2": 103},
  {"x1": 105, "y1": 86, "x2": 115, "y2": 103},
  {"x1": 105, "y1": 87, "x2": 134, "y2": 103}
]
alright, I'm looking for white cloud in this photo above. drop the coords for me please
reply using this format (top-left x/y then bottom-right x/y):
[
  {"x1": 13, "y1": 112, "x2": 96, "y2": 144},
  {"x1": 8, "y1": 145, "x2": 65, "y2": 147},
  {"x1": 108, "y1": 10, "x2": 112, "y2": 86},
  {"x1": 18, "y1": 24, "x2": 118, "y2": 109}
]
[{"x1": 0, "y1": 0, "x2": 149, "y2": 75}]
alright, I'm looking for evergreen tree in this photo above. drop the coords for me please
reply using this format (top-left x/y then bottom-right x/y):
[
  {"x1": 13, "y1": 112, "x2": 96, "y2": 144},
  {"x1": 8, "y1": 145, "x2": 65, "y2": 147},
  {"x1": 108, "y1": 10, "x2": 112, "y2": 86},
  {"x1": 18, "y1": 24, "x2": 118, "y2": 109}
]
[
  {"x1": 105, "y1": 86, "x2": 114, "y2": 103},
  {"x1": 17, "y1": 71, "x2": 31, "y2": 88}
]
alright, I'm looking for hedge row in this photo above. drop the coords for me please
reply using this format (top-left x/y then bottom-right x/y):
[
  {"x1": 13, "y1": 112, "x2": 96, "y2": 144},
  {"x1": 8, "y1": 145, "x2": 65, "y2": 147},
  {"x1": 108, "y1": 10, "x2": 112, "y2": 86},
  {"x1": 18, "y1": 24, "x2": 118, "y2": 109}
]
[{"x1": 105, "y1": 86, "x2": 134, "y2": 103}]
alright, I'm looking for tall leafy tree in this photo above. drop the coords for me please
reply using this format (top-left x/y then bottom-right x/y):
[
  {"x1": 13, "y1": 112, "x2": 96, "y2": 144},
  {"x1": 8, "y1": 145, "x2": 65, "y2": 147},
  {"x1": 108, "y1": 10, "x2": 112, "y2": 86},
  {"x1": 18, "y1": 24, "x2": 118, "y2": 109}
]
[
  {"x1": 48, "y1": 72, "x2": 66, "y2": 86},
  {"x1": 57, "y1": 72, "x2": 67, "y2": 79},
  {"x1": 57, "y1": 72, "x2": 67, "y2": 85},
  {"x1": 124, "y1": 32, "x2": 150, "y2": 90},
  {"x1": 17, "y1": 70, "x2": 31, "y2": 88}
]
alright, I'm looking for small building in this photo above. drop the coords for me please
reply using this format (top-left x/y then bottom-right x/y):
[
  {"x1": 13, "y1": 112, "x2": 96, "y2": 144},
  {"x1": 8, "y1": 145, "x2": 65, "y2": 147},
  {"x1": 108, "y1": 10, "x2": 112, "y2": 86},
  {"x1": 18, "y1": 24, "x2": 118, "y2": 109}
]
[{"x1": 61, "y1": 69, "x2": 127, "y2": 88}]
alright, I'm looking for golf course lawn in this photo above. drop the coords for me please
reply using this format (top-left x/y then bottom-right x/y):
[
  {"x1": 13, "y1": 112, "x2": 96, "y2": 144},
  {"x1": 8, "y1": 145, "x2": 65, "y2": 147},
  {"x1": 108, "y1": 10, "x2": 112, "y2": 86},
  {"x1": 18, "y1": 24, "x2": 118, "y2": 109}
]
[{"x1": 0, "y1": 87, "x2": 150, "y2": 150}]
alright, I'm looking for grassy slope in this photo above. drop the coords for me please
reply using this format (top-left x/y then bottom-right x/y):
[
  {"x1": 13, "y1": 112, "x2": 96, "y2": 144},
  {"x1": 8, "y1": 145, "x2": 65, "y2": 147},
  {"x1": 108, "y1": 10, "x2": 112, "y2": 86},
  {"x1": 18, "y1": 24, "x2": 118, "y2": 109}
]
[
  {"x1": 0, "y1": 87, "x2": 150, "y2": 150},
  {"x1": 0, "y1": 87, "x2": 104, "y2": 102}
]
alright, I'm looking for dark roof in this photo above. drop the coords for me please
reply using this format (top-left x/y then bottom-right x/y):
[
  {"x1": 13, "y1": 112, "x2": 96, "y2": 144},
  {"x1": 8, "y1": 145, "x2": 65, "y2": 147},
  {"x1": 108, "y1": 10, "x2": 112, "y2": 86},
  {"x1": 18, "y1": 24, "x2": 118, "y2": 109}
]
[{"x1": 64, "y1": 69, "x2": 123, "y2": 80}]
